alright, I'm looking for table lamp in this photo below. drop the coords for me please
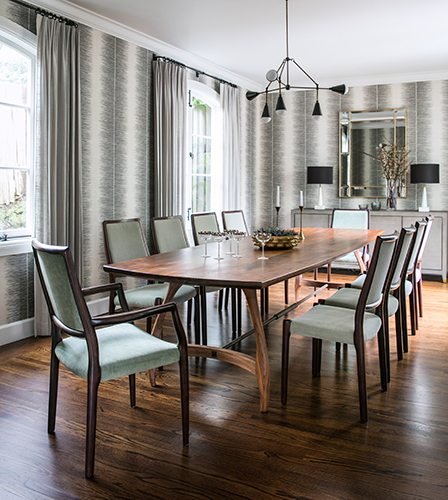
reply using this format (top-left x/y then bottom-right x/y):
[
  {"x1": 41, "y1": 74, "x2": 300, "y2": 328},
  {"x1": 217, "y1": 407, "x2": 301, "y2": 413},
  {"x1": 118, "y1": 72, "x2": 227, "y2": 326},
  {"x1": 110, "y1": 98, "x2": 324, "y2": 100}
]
[
  {"x1": 410, "y1": 163, "x2": 440, "y2": 212},
  {"x1": 307, "y1": 166, "x2": 333, "y2": 210}
]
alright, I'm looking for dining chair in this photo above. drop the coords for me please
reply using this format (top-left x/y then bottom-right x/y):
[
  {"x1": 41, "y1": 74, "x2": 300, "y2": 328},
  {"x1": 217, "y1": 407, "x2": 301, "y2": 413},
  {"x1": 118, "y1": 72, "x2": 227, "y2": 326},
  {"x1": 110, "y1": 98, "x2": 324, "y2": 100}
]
[
  {"x1": 414, "y1": 215, "x2": 434, "y2": 321},
  {"x1": 150, "y1": 215, "x2": 200, "y2": 343},
  {"x1": 294, "y1": 208, "x2": 370, "y2": 297},
  {"x1": 190, "y1": 212, "x2": 233, "y2": 344},
  {"x1": 282, "y1": 232, "x2": 398, "y2": 423},
  {"x1": 102, "y1": 218, "x2": 197, "y2": 334},
  {"x1": 32, "y1": 239, "x2": 189, "y2": 478},
  {"x1": 321, "y1": 226, "x2": 416, "y2": 376},
  {"x1": 222, "y1": 209, "x2": 290, "y2": 311}
]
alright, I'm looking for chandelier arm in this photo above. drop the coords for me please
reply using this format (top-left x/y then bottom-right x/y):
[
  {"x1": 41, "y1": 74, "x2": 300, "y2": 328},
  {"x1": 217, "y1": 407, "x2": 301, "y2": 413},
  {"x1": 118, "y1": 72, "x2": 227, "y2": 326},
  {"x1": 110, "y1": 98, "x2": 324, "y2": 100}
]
[{"x1": 291, "y1": 59, "x2": 319, "y2": 88}]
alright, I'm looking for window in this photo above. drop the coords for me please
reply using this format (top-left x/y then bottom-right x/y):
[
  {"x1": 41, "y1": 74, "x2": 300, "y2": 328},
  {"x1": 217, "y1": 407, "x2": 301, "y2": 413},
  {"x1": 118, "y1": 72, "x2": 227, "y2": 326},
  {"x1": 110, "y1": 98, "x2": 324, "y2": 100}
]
[
  {"x1": 185, "y1": 81, "x2": 222, "y2": 224},
  {"x1": 0, "y1": 17, "x2": 36, "y2": 245}
]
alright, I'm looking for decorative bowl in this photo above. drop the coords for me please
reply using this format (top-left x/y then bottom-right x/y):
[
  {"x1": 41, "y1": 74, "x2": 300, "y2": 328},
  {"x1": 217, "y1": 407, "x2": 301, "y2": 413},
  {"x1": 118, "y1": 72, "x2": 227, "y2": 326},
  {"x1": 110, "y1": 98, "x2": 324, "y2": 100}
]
[
  {"x1": 358, "y1": 204, "x2": 368, "y2": 209},
  {"x1": 252, "y1": 234, "x2": 300, "y2": 250},
  {"x1": 371, "y1": 201, "x2": 381, "y2": 211}
]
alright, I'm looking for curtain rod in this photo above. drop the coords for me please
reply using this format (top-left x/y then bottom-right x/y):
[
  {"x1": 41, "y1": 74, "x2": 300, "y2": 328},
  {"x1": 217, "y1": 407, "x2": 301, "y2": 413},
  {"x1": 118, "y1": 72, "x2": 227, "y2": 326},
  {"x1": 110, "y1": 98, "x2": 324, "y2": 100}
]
[
  {"x1": 9, "y1": 0, "x2": 78, "y2": 27},
  {"x1": 153, "y1": 55, "x2": 237, "y2": 88}
]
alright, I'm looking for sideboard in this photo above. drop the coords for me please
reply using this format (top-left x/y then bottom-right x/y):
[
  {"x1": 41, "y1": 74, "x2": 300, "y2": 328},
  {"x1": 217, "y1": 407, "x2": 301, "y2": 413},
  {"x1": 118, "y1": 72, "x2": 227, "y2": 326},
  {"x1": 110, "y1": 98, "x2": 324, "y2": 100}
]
[{"x1": 291, "y1": 209, "x2": 447, "y2": 281}]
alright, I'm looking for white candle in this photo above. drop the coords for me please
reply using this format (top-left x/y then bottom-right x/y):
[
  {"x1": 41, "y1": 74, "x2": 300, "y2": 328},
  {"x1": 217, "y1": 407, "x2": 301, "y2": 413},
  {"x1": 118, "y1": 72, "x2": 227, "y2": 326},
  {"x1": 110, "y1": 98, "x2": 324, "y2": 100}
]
[
  {"x1": 300, "y1": 190, "x2": 304, "y2": 207},
  {"x1": 276, "y1": 186, "x2": 281, "y2": 207}
]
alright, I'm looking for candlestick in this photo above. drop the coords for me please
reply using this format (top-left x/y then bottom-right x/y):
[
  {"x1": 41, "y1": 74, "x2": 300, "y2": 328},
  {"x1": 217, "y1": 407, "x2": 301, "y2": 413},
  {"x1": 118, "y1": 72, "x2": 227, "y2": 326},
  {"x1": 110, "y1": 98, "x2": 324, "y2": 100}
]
[
  {"x1": 276, "y1": 186, "x2": 281, "y2": 207},
  {"x1": 300, "y1": 190, "x2": 304, "y2": 207},
  {"x1": 275, "y1": 206, "x2": 281, "y2": 228},
  {"x1": 299, "y1": 205, "x2": 305, "y2": 241}
]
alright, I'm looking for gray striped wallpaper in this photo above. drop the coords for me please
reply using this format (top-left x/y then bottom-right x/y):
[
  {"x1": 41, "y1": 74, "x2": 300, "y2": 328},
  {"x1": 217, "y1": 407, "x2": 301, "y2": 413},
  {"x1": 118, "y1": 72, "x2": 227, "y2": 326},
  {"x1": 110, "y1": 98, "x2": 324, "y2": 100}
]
[{"x1": 0, "y1": 0, "x2": 447, "y2": 332}]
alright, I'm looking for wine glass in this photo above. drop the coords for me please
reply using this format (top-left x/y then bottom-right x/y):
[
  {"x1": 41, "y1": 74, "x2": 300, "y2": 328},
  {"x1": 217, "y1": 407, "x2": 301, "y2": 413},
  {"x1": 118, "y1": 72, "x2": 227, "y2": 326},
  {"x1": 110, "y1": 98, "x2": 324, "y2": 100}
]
[
  {"x1": 225, "y1": 230, "x2": 236, "y2": 255},
  {"x1": 255, "y1": 231, "x2": 271, "y2": 260},
  {"x1": 233, "y1": 231, "x2": 245, "y2": 258},
  {"x1": 199, "y1": 231, "x2": 212, "y2": 258},
  {"x1": 212, "y1": 232, "x2": 225, "y2": 260}
]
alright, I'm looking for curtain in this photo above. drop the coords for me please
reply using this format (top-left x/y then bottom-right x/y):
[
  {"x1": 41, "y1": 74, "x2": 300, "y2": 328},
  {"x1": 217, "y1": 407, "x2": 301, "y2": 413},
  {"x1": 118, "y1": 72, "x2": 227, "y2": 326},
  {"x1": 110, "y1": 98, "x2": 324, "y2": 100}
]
[
  {"x1": 220, "y1": 83, "x2": 240, "y2": 210},
  {"x1": 34, "y1": 15, "x2": 83, "y2": 336},
  {"x1": 153, "y1": 59, "x2": 187, "y2": 217}
]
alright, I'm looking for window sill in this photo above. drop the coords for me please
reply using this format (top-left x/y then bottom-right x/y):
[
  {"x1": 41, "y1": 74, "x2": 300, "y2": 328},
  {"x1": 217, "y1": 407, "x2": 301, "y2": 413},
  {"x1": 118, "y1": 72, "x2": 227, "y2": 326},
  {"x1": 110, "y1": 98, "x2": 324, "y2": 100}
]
[{"x1": 0, "y1": 237, "x2": 33, "y2": 257}]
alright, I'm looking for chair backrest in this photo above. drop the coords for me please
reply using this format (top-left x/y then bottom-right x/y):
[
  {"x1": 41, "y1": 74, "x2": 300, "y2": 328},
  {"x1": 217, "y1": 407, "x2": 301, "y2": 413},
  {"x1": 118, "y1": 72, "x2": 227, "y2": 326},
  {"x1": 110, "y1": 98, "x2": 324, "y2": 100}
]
[
  {"x1": 151, "y1": 215, "x2": 189, "y2": 254},
  {"x1": 417, "y1": 215, "x2": 434, "y2": 265},
  {"x1": 191, "y1": 212, "x2": 220, "y2": 245},
  {"x1": 222, "y1": 210, "x2": 249, "y2": 235},
  {"x1": 32, "y1": 240, "x2": 87, "y2": 337},
  {"x1": 331, "y1": 209, "x2": 370, "y2": 230},
  {"x1": 406, "y1": 220, "x2": 427, "y2": 274},
  {"x1": 359, "y1": 232, "x2": 398, "y2": 310},
  {"x1": 102, "y1": 218, "x2": 149, "y2": 264},
  {"x1": 389, "y1": 226, "x2": 416, "y2": 290}
]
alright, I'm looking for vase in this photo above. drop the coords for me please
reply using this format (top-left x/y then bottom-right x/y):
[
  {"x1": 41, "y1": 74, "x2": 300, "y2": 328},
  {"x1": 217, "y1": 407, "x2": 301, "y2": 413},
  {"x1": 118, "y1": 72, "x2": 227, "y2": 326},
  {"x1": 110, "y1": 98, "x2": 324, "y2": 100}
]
[{"x1": 386, "y1": 178, "x2": 398, "y2": 210}]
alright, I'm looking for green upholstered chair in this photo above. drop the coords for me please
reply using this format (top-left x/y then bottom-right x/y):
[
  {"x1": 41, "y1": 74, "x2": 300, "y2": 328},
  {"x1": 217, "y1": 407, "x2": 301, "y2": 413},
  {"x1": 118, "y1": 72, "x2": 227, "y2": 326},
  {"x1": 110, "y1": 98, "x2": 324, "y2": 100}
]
[
  {"x1": 321, "y1": 226, "x2": 416, "y2": 376},
  {"x1": 282, "y1": 232, "x2": 398, "y2": 423},
  {"x1": 221, "y1": 210, "x2": 249, "y2": 235},
  {"x1": 102, "y1": 218, "x2": 197, "y2": 333},
  {"x1": 32, "y1": 240, "x2": 189, "y2": 478},
  {"x1": 190, "y1": 212, "x2": 233, "y2": 343},
  {"x1": 150, "y1": 215, "x2": 200, "y2": 343},
  {"x1": 414, "y1": 215, "x2": 434, "y2": 322}
]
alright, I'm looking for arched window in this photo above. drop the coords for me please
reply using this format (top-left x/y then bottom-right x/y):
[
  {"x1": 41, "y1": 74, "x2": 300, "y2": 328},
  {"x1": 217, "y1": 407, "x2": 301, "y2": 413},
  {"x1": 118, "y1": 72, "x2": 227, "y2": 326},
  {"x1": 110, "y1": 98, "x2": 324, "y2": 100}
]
[
  {"x1": 0, "y1": 17, "x2": 36, "y2": 248},
  {"x1": 185, "y1": 81, "x2": 222, "y2": 223}
]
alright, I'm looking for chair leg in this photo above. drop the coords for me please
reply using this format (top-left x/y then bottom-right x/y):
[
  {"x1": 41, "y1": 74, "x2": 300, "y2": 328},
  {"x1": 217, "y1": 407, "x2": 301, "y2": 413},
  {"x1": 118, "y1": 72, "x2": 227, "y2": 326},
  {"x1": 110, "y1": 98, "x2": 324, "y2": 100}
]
[
  {"x1": 200, "y1": 286, "x2": 208, "y2": 345},
  {"x1": 48, "y1": 350, "x2": 60, "y2": 434},
  {"x1": 281, "y1": 320, "x2": 292, "y2": 405},
  {"x1": 85, "y1": 375, "x2": 100, "y2": 478},
  {"x1": 409, "y1": 287, "x2": 417, "y2": 336},
  {"x1": 193, "y1": 292, "x2": 200, "y2": 344},
  {"x1": 284, "y1": 280, "x2": 288, "y2": 304},
  {"x1": 395, "y1": 304, "x2": 403, "y2": 361},
  {"x1": 417, "y1": 277, "x2": 423, "y2": 318},
  {"x1": 129, "y1": 374, "x2": 136, "y2": 408},
  {"x1": 225, "y1": 288, "x2": 230, "y2": 309},
  {"x1": 401, "y1": 288, "x2": 409, "y2": 353},
  {"x1": 376, "y1": 308, "x2": 388, "y2": 391},
  {"x1": 354, "y1": 340, "x2": 368, "y2": 423},
  {"x1": 412, "y1": 274, "x2": 419, "y2": 331},
  {"x1": 231, "y1": 288, "x2": 237, "y2": 339},
  {"x1": 312, "y1": 338, "x2": 322, "y2": 377},
  {"x1": 335, "y1": 342, "x2": 341, "y2": 352},
  {"x1": 260, "y1": 290, "x2": 265, "y2": 317},
  {"x1": 264, "y1": 288, "x2": 269, "y2": 315},
  {"x1": 218, "y1": 289, "x2": 224, "y2": 311},
  {"x1": 187, "y1": 299, "x2": 192, "y2": 325},
  {"x1": 237, "y1": 289, "x2": 242, "y2": 335}
]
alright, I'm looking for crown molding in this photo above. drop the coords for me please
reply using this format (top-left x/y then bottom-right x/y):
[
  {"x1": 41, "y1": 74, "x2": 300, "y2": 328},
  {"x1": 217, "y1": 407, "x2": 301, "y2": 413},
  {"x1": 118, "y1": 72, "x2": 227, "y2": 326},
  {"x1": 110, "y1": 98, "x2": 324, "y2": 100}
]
[{"x1": 27, "y1": 0, "x2": 263, "y2": 91}]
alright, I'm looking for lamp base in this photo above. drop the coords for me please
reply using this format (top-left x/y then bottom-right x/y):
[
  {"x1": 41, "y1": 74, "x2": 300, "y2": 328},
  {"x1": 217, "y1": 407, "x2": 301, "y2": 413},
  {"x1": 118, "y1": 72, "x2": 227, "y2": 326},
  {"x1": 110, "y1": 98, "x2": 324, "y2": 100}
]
[
  {"x1": 418, "y1": 206, "x2": 430, "y2": 212},
  {"x1": 314, "y1": 205, "x2": 325, "y2": 210}
]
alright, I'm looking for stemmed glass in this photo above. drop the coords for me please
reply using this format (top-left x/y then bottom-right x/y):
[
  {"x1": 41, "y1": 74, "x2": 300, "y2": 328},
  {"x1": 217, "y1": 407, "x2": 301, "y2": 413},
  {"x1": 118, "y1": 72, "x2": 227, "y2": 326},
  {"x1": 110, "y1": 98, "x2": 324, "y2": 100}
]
[
  {"x1": 199, "y1": 231, "x2": 212, "y2": 258},
  {"x1": 212, "y1": 232, "x2": 225, "y2": 260},
  {"x1": 255, "y1": 231, "x2": 272, "y2": 260},
  {"x1": 233, "y1": 231, "x2": 245, "y2": 258},
  {"x1": 225, "y1": 230, "x2": 235, "y2": 255}
]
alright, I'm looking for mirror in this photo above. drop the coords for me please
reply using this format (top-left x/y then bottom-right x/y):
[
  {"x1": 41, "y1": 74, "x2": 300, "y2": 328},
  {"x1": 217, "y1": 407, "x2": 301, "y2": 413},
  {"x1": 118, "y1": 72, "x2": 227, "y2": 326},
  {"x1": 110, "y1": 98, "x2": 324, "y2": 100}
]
[{"x1": 339, "y1": 108, "x2": 407, "y2": 198}]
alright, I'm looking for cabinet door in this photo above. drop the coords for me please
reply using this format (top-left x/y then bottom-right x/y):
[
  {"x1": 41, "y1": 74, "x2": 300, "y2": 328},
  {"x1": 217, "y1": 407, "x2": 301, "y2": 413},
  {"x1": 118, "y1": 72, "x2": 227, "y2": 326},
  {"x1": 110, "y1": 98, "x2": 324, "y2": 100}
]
[
  {"x1": 370, "y1": 215, "x2": 402, "y2": 234},
  {"x1": 302, "y1": 213, "x2": 331, "y2": 228}
]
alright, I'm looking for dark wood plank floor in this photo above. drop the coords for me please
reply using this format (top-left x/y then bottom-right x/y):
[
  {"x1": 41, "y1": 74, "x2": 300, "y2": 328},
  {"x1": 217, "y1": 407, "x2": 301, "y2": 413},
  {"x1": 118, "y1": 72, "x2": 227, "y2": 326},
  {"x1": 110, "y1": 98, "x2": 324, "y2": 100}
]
[{"x1": 1, "y1": 273, "x2": 447, "y2": 499}]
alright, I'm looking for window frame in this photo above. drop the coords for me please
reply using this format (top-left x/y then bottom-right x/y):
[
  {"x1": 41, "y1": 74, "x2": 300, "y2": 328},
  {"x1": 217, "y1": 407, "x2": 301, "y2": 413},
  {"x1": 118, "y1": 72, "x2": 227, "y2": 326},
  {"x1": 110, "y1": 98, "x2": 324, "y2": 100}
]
[
  {"x1": 185, "y1": 81, "x2": 222, "y2": 224},
  {"x1": 0, "y1": 16, "x2": 36, "y2": 256}
]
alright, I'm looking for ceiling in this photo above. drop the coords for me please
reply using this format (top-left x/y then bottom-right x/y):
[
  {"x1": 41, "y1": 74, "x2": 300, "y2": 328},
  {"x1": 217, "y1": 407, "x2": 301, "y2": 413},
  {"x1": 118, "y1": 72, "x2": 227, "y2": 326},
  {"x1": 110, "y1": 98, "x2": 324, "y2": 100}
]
[{"x1": 35, "y1": 0, "x2": 448, "y2": 91}]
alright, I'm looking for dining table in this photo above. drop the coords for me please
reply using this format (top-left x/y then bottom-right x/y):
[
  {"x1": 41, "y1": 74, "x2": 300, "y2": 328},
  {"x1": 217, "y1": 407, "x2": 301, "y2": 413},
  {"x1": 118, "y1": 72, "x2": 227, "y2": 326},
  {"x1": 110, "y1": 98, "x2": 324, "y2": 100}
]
[{"x1": 103, "y1": 226, "x2": 383, "y2": 413}]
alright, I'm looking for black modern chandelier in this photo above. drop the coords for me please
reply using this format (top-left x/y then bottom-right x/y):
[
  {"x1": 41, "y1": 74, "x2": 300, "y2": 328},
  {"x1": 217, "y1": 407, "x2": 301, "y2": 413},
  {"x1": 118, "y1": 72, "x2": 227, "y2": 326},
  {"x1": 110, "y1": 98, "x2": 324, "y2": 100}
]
[{"x1": 246, "y1": 0, "x2": 348, "y2": 122}]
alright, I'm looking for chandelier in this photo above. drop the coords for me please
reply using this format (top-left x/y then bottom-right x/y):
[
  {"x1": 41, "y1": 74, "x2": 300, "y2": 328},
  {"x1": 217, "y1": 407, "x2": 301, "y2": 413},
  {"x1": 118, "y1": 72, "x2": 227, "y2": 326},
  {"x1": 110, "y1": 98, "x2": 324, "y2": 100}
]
[{"x1": 246, "y1": 0, "x2": 348, "y2": 122}]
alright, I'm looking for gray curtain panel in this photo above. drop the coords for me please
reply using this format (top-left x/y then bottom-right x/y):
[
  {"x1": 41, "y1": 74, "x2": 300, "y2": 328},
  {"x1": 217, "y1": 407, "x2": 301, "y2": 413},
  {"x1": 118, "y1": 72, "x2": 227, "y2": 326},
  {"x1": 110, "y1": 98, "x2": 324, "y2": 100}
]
[
  {"x1": 34, "y1": 15, "x2": 82, "y2": 336},
  {"x1": 221, "y1": 83, "x2": 240, "y2": 211},
  {"x1": 153, "y1": 59, "x2": 187, "y2": 217}
]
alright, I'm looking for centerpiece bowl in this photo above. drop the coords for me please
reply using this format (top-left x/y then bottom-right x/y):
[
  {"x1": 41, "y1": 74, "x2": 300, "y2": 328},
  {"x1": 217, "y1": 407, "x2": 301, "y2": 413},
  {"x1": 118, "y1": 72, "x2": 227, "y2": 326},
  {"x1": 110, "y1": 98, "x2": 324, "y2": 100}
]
[{"x1": 252, "y1": 228, "x2": 300, "y2": 250}]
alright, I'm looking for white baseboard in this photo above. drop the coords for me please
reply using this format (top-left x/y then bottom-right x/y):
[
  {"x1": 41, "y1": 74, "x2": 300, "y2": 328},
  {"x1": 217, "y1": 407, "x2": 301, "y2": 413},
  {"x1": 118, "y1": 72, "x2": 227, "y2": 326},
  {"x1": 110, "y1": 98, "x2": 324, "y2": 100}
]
[{"x1": 0, "y1": 318, "x2": 34, "y2": 347}]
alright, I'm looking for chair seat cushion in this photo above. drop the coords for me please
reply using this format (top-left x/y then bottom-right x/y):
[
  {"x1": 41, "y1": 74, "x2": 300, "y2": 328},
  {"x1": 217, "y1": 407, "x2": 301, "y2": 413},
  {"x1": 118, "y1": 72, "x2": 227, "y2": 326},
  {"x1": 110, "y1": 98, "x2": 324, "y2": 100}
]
[
  {"x1": 115, "y1": 283, "x2": 196, "y2": 308},
  {"x1": 349, "y1": 274, "x2": 366, "y2": 289},
  {"x1": 289, "y1": 304, "x2": 382, "y2": 345},
  {"x1": 55, "y1": 323, "x2": 180, "y2": 382},
  {"x1": 405, "y1": 279, "x2": 413, "y2": 296}
]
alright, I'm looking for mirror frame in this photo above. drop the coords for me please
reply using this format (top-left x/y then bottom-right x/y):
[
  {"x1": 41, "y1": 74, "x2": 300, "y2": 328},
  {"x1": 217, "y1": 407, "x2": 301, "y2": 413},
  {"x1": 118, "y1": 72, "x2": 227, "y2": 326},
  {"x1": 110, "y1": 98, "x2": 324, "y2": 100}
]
[{"x1": 339, "y1": 107, "x2": 407, "y2": 198}]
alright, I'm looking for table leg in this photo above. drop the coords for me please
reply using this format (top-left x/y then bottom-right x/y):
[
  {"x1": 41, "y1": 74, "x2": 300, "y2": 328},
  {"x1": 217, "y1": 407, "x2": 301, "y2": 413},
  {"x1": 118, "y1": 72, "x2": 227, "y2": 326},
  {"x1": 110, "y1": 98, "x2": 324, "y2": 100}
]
[
  {"x1": 243, "y1": 288, "x2": 270, "y2": 413},
  {"x1": 149, "y1": 282, "x2": 182, "y2": 386}
]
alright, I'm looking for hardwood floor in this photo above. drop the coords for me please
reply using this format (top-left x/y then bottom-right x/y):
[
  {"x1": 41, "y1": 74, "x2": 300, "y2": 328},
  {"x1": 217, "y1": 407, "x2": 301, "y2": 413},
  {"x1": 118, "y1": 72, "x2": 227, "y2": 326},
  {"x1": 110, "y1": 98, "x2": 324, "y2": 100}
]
[{"x1": 1, "y1": 274, "x2": 447, "y2": 499}]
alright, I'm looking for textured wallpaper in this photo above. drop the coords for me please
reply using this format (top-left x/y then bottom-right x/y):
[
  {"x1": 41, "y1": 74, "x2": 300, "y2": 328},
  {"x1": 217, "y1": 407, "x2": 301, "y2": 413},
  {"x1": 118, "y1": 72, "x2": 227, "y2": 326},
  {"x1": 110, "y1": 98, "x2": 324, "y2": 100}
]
[{"x1": 0, "y1": 0, "x2": 447, "y2": 333}]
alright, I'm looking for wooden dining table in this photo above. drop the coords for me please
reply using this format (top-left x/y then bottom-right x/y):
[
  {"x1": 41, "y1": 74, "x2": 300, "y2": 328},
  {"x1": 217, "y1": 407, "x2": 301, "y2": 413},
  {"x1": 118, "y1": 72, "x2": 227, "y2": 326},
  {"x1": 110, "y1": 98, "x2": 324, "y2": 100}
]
[{"x1": 104, "y1": 227, "x2": 383, "y2": 413}]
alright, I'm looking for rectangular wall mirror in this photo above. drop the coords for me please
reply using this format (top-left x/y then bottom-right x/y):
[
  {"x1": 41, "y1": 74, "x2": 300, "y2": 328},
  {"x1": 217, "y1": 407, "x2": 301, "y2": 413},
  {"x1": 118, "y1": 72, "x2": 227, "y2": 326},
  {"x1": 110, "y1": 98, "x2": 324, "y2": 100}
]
[{"x1": 339, "y1": 108, "x2": 407, "y2": 198}]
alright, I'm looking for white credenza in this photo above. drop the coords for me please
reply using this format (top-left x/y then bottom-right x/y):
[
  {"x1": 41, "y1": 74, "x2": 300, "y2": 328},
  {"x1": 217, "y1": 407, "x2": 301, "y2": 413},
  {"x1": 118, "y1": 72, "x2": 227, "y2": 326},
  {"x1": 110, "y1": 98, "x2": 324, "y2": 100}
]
[{"x1": 291, "y1": 208, "x2": 448, "y2": 281}]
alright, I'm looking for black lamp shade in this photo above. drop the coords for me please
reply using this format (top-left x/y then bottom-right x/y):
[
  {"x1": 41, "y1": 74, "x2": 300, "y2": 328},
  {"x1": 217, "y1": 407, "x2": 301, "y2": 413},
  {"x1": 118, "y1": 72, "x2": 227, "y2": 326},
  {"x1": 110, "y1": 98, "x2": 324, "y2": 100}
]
[
  {"x1": 276, "y1": 94, "x2": 287, "y2": 114},
  {"x1": 246, "y1": 91, "x2": 261, "y2": 101},
  {"x1": 329, "y1": 84, "x2": 348, "y2": 95},
  {"x1": 410, "y1": 164, "x2": 440, "y2": 184},
  {"x1": 307, "y1": 166, "x2": 333, "y2": 184},
  {"x1": 312, "y1": 100, "x2": 322, "y2": 117}
]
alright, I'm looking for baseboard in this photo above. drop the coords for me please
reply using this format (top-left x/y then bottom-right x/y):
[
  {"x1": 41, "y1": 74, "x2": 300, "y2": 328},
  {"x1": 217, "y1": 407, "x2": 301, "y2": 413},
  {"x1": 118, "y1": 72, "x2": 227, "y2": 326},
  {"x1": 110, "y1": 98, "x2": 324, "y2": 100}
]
[{"x1": 0, "y1": 318, "x2": 34, "y2": 348}]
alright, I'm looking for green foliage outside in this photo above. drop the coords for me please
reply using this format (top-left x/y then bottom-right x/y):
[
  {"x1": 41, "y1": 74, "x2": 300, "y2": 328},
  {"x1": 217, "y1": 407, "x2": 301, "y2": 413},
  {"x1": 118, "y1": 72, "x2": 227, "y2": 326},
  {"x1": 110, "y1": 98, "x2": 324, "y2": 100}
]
[{"x1": 0, "y1": 198, "x2": 26, "y2": 230}]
